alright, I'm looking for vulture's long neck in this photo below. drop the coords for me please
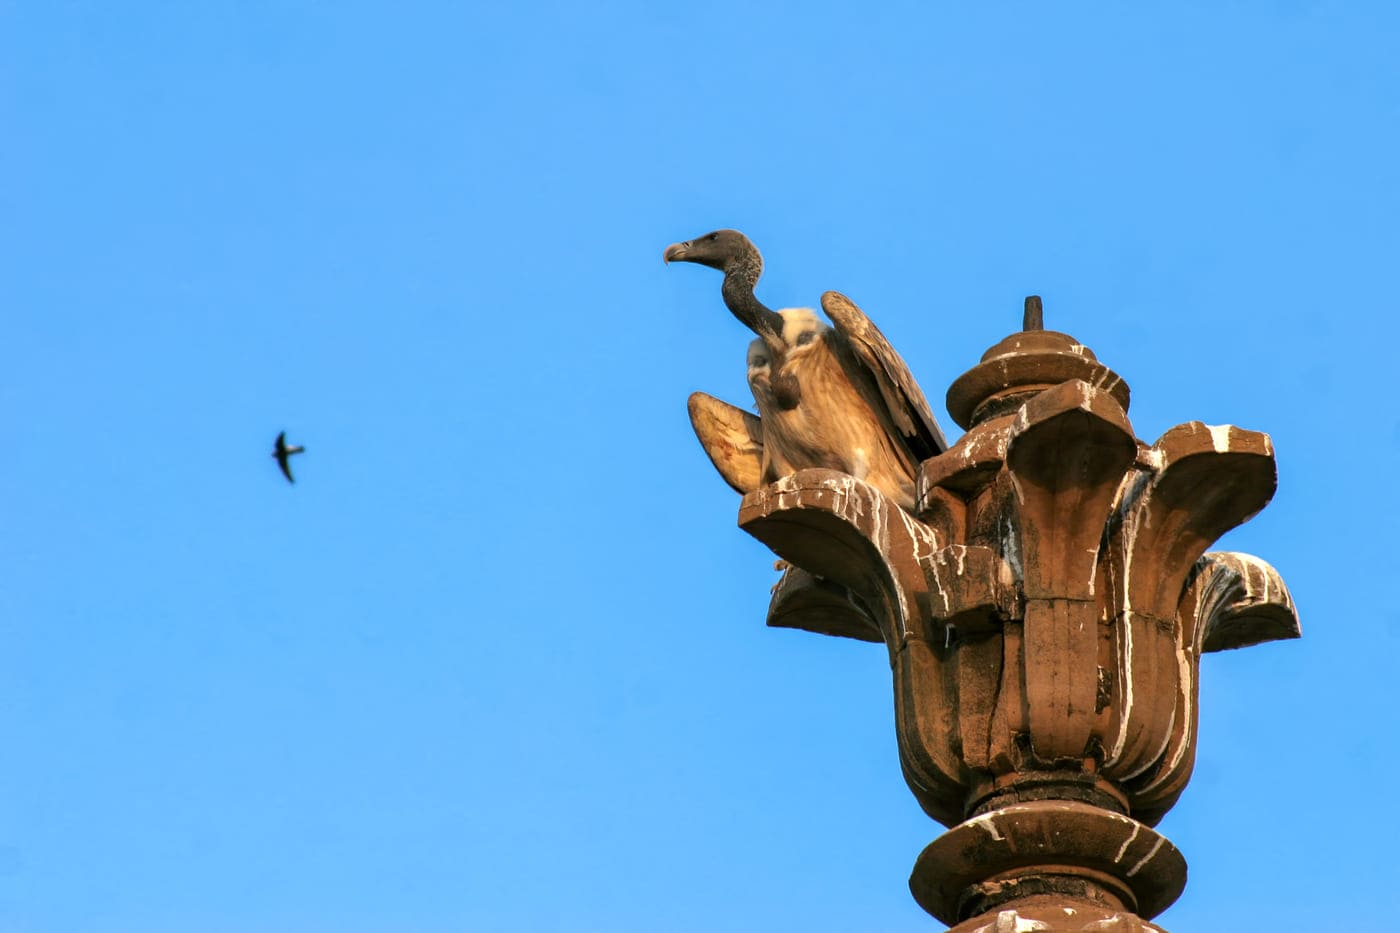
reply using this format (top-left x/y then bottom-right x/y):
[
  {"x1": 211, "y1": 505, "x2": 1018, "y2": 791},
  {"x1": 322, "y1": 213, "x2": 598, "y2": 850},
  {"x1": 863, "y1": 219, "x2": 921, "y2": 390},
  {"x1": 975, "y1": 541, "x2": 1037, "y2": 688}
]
[{"x1": 721, "y1": 246, "x2": 785, "y2": 345}]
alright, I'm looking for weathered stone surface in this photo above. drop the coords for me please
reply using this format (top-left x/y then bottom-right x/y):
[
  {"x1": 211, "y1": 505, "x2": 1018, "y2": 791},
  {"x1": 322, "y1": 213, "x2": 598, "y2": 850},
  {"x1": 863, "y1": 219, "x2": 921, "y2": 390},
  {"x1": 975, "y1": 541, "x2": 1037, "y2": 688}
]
[
  {"x1": 1126, "y1": 551, "x2": 1299, "y2": 823},
  {"x1": 910, "y1": 801, "x2": 1186, "y2": 927},
  {"x1": 920, "y1": 545, "x2": 1017, "y2": 640},
  {"x1": 945, "y1": 901, "x2": 1169, "y2": 933},
  {"x1": 695, "y1": 310, "x2": 1299, "y2": 930},
  {"x1": 766, "y1": 565, "x2": 881, "y2": 643},
  {"x1": 1191, "y1": 551, "x2": 1299, "y2": 654},
  {"x1": 740, "y1": 470, "x2": 943, "y2": 652},
  {"x1": 1006, "y1": 379, "x2": 1138, "y2": 764},
  {"x1": 946, "y1": 329, "x2": 1130, "y2": 429}
]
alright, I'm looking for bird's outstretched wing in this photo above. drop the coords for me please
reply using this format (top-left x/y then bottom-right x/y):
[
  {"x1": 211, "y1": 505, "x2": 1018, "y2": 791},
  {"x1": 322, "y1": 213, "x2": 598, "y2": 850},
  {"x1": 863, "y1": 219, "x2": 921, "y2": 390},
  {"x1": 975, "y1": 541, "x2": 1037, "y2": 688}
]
[
  {"x1": 820, "y1": 290, "x2": 949, "y2": 460},
  {"x1": 273, "y1": 431, "x2": 296, "y2": 483},
  {"x1": 687, "y1": 391, "x2": 765, "y2": 494}
]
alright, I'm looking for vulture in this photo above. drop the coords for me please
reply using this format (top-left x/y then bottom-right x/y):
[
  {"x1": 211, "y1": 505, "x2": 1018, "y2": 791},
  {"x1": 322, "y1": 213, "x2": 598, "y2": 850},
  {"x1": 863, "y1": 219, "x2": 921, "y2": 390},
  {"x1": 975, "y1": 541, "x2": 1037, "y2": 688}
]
[
  {"x1": 664, "y1": 228, "x2": 948, "y2": 510},
  {"x1": 272, "y1": 431, "x2": 305, "y2": 483}
]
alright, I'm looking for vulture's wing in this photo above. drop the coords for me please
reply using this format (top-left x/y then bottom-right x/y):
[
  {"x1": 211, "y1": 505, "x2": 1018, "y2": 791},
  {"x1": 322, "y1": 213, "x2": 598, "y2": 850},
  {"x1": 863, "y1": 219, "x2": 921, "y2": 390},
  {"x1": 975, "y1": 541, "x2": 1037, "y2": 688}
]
[
  {"x1": 821, "y1": 290, "x2": 949, "y2": 459},
  {"x1": 687, "y1": 391, "x2": 765, "y2": 494}
]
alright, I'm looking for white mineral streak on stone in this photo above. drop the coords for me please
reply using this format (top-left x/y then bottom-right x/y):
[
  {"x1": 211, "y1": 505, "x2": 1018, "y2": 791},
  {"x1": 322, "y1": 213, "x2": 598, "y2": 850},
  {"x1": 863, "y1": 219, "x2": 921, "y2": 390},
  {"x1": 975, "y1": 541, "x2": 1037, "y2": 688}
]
[
  {"x1": 930, "y1": 553, "x2": 952, "y2": 615},
  {"x1": 1243, "y1": 557, "x2": 1261, "y2": 603},
  {"x1": 1102, "y1": 487, "x2": 1124, "y2": 602},
  {"x1": 1113, "y1": 820, "x2": 1142, "y2": 863},
  {"x1": 994, "y1": 910, "x2": 1050, "y2": 933},
  {"x1": 1121, "y1": 701, "x2": 1177, "y2": 781},
  {"x1": 823, "y1": 474, "x2": 860, "y2": 525},
  {"x1": 1243, "y1": 554, "x2": 1275, "y2": 607},
  {"x1": 768, "y1": 473, "x2": 805, "y2": 513},
  {"x1": 1106, "y1": 608, "x2": 1134, "y2": 767},
  {"x1": 863, "y1": 484, "x2": 885, "y2": 549},
  {"x1": 1126, "y1": 835, "x2": 1165, "y2": 877},
  {"x1": 1007, "y1": 471, "x2": 1026, "y2": 508},
  {"x1": 1012, "y1": 403, "x2": 1031, "y2": 436},
  {"x1": 1115, "y1": 482, "x2": 1147, "y2": 596},
  {"x1": 1103, "y1": 462, "x2": 1164, "y2": 766},
  {"x1": 1140, "y1": 630, "x2": 1195, "y2": 795},
  {"x1": 965, "y1": 811, "x2": 1005, "y2": 842},
  {"x1": 820, "y1": 473, "x2": 923, "y2": 640},
  {"x1": 992, "y1": 426, "x2": 1011, "y2": 461},
  {"x1": 869, "y1": 488, "x2": 910, "y2": 638},
  {"x1": 898, "y1": 500, "x2": 945, "y2": 633},
  {"x1": 769, "y1": 469, "x2": 942, "y2": 668},
  {"x1": 1105, "y1": 522, "x2": 1141, "y2": 764},
  {"x1": 1000, "y1": 513, "x2": 1023, "y2": 582},
  {"x1": 896, "y1": 500, "x2": 939, "y2": 557},
  {"x1": 1206, "y1": 423, "x2": 1232, "y2": 452}
]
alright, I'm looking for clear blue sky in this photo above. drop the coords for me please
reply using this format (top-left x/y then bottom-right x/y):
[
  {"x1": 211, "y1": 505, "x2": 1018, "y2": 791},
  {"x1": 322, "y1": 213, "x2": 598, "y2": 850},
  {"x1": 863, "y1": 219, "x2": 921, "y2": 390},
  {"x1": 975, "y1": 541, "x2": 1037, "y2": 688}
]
[{"x1": 4, "y1": 3, "x2": 1396, "y2": 930}]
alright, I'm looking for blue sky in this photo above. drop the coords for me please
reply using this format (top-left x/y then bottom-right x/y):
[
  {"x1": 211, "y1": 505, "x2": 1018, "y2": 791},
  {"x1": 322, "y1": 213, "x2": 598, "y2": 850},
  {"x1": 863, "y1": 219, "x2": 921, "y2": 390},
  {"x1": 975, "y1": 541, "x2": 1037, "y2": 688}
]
[{"x1": 4, "y1": 3, "x2": 1397, "y2": 930}]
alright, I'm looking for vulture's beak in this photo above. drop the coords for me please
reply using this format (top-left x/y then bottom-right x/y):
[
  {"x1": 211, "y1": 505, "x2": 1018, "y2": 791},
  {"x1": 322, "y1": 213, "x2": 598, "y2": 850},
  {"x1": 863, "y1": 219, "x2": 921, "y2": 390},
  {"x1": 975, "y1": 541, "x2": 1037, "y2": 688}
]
[{"x1": 662, "y1": 241, "x2": 690, "y2": 264}]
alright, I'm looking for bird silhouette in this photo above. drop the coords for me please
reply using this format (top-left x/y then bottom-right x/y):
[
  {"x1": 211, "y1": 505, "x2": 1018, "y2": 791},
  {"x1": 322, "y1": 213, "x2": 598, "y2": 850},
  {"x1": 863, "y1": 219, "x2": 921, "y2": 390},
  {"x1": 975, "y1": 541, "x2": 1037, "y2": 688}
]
[{"x1": 272, "y1": 431, "x2": 305, "y2": 483}]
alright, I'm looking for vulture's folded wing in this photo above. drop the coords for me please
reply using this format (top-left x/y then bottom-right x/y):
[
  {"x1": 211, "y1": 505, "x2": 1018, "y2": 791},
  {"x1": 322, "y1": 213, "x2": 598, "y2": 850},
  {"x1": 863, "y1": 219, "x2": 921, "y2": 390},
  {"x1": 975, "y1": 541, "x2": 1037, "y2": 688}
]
[{"x1": 821, "y1": 290, "x2": 949, "y2": 460}]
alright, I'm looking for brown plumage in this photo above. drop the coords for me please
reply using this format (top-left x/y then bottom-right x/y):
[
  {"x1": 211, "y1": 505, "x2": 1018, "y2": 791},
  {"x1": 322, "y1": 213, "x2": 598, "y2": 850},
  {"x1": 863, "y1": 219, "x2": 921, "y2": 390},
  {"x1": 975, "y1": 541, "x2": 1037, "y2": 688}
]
[{"x1": 665, "y1": 229, "x2": 947, "y2": 509}]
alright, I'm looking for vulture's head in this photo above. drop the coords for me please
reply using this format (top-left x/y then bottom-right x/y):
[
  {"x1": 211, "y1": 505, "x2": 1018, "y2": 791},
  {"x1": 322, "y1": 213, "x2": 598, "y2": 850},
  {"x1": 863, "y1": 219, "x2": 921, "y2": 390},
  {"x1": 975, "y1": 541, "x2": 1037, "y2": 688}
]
[
  {"x1": 666, "y1": 226, "x2": 784, "y2": 344},
  {"x1": 663, "y1": 229, "x2": 758, "y2": 273}
]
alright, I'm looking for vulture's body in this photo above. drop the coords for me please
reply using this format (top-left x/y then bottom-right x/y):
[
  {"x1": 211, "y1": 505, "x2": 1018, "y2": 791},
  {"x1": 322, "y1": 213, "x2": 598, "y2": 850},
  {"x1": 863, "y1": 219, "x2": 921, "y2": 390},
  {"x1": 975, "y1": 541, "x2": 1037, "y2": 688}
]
[
  {"x1": 746, "y1": 307, "x2": 922, "y2": 505},
  {"x1": 666, "y1": 229, "x2": 947, "y2": 509}
]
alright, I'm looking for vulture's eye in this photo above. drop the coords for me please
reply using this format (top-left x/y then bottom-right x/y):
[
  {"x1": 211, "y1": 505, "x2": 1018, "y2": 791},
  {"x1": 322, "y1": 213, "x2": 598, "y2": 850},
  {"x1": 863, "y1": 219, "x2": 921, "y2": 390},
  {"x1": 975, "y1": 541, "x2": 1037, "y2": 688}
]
[
  {"x1": 796, "y1": 331, "x2": 816, "y2": 347},
  {"x1": 708, "y1": 233, "x2": 719, "y2": 241}
]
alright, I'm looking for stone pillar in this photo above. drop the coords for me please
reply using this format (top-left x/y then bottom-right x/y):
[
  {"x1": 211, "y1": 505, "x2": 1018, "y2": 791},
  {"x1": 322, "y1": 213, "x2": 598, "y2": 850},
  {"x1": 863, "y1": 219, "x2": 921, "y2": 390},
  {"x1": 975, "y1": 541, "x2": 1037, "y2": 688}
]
[{"x1": 740, "y1": 303, "x2": 1299, "y2": 931}]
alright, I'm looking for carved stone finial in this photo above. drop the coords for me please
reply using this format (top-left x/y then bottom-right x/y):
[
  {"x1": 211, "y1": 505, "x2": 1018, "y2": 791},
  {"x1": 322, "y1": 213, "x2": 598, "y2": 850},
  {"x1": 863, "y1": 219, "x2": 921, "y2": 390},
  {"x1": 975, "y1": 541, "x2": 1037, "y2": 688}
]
[
  {"x1": 1023, "y1": 295, "x2": 1044, "y2": 331},
  {"x1": 686, "y1": 287, "x2": 1299, "y2": 930},
  {"x1": 945, "y1": 320, "x2": 1129, "y2": 430}
]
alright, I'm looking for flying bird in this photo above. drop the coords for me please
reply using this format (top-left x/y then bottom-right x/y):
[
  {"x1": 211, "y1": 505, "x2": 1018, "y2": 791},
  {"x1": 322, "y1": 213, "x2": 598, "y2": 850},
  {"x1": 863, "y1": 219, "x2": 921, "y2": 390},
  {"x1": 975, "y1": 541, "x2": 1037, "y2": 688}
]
[
  {"x1": 272, "y1": 431, "x2": 305, "y2": 483},
  {"x1": 664, "y1": 229, "x2": 948, "y2": 510}
]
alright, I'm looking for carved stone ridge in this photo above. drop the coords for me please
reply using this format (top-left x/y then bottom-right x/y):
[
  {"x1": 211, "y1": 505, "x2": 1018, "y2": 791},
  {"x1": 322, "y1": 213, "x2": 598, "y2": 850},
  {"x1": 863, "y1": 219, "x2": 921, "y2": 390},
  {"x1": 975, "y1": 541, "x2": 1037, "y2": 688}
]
[{"x1": 698, "y1": 313, "x2": 1300, "y2": 931}]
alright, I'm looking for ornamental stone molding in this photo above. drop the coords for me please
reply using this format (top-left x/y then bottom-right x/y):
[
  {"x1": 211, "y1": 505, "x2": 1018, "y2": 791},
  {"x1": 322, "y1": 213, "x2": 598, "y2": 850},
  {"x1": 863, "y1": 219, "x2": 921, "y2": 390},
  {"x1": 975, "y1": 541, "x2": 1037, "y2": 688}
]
[{"x1": 698, "y1": 299, "x2": 1299, "y2": 931}]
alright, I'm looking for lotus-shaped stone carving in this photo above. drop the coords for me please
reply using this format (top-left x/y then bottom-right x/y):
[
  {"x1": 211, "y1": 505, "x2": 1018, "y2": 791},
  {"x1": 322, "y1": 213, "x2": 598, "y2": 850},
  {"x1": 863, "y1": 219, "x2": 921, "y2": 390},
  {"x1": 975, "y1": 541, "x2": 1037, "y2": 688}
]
[{"x1": 709, "y1": 322, "x2": 1299, "y2": 930}]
